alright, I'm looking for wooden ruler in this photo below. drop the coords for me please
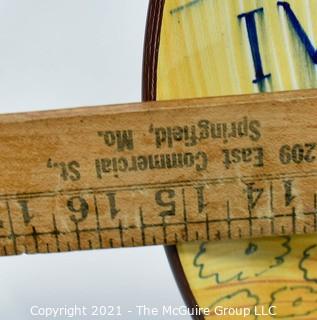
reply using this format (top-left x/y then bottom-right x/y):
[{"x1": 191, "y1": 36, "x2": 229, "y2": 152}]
[{"x1": 1, "y1": 89, "x2": 317, "y2": 256}]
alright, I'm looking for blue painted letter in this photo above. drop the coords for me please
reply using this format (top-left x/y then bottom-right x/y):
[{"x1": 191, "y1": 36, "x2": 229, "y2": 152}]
[
  {"x1": 238, "y1": 8, "x2": 271, "y2": 84},
  {"x1": 278, "y1": 1, "x2": 317, "y2": 63}
]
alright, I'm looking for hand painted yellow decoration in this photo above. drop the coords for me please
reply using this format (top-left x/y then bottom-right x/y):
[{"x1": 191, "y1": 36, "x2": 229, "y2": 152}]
[{"x1": 156, "y1": 0, "x2": 317, "y2": 318}]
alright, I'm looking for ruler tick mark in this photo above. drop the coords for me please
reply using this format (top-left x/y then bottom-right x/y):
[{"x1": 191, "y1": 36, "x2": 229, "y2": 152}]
[
  {"x1": 182, "y1": 188, "x2": 188, "y2": 242},
  {"x1": 52, "y1": 214, "x2": 61, "y2": 252},
  {"x1": 6, "y1": 201, "x2": 17, "y2": 254},
  {"x1": 118, "y1": 220, "x2": 124, "y2": 248},
  {"x1": 162, "y1": 216, "x2": 167, "y2": 245},
  {"x1": 281, "y1": 225, "x2": 286, "y2": 234},
  {"x1": 302, "y1": 206, "x2": 317, "y2": 233},
  {"x1": 139, "y1": 208, "x2": 146, "y2": 246},
  {"x1": 93, "y1": 195, "x2": 103, "y2": 249},
  {"x1": 292, "y1": 207, "x2": 296, "y2": 234},
  {"x1": 74, "y1": 222, "x2": 81, "y2": 250},
  {"x1": 32, "y1": 226, "x2": 39, "y2": 253},
  {"x1": 227, "y1": 200, "x2": 232, "y2": 239},
  {"x1": 205, "y1": 211, "x2": 210, "y2": 241}
]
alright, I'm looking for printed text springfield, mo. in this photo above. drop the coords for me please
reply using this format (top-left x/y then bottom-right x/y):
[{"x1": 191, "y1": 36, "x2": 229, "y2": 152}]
[{"x1": 95, "y1": 116, "x2": 262, "y2": 179}]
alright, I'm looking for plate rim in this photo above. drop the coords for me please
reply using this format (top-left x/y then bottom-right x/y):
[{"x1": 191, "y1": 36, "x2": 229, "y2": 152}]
[{"x1": 141, "y1": 1, "x2": 203, "y2": 319}]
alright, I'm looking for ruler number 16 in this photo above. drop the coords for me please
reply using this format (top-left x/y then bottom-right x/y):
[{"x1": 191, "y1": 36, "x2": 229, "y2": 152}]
[{"x1": 67, "y1": 196, "x2": 89, "y2": 223}]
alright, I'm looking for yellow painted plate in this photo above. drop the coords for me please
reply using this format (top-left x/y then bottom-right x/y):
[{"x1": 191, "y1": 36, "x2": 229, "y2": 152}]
[{"x1": 143, "y1": 0, "x2": 317, "y2": 319}]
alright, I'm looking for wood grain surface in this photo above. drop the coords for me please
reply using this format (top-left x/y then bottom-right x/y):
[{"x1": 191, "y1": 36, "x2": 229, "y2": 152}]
[
  {"x1": 0, "y1": 90, "x2": 316, "y2": 257},
  {"x1": 155, "y1": 0, "x2": 317, "y2": 318}
]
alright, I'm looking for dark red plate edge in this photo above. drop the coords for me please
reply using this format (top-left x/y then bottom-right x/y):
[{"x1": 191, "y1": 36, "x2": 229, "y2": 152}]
[{"x1": 141, "y1": 1, "x2": 204, "y2": 319}]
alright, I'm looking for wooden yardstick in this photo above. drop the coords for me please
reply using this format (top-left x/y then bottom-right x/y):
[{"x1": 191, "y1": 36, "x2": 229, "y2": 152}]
[{"x1": 0, "y1": 89, "x2": 317, "y2": 256}]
